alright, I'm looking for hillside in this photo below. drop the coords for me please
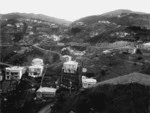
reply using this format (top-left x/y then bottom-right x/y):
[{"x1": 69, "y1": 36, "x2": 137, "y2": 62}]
[
  {"x1": 2, "y1": 10, "x2": 150, "y2": 113},
  {"x1": 101, "y1": 9, "x2": 146, "y2": 17},
  {"x1": 0, "y1": 13, "x2": 68, "y2": 66},
  {"x1": 65, "y1": 9, "x2": 150, "y2": 43},
  {"x1": 73, "y1": 9, "x2": 150, "y2": 26},
  {"x1": 1, "y1": 9, "x2": 150, "y2": 66},
  {"x1": 51, "y1": 72, "x2": 150, "y2": 113},
  {"x1": 1, "y1": 13, "x2": 71, "y2": 25}
]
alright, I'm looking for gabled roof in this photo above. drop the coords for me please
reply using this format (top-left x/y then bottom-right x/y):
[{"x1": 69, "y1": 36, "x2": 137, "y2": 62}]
[{"x1": 93, "y1": 72, "x2": 150, "y2": 87}]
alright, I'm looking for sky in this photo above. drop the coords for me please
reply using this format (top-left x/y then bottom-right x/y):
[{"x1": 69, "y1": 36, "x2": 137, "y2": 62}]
[{"x1": 0, "y1": 0, "x2": 150, "y2": 21}]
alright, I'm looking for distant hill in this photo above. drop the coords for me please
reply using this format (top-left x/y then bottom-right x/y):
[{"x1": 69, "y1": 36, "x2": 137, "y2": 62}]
[
  {"x1": 101, "y1": 9, "x2": 146, "y2": 17},
  {"x1": 0, "y1": 12, "x2": 69, "y2": 65},
  {"x1": 67, "y1": 9, "x2": 150, "y2": 43},
  {"x1": 73, "y1": 9, "x2": 149, "y2": 25},
  {"x1": 1, "y1": 12, "x2": 71, "y2": 25},
  {"x1": 1, "y1": 9, "x2": 150, "y2": 65}
]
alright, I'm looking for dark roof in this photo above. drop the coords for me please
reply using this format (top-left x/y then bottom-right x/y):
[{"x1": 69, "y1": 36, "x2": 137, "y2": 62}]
[{"x1": 93, "y1": 72, "x2": 150, "y2": 87}]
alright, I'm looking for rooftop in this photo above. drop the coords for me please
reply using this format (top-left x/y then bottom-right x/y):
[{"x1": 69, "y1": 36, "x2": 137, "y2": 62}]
[
  {"x1": 6, "y1": 66, "x2": 25, "y2": 71},
  {"x1": 37, "y1": 87, "x2": 57, "y2": 92},
  {"x1": 64, "y1": 61, "x2": 78, "y2": 65}
]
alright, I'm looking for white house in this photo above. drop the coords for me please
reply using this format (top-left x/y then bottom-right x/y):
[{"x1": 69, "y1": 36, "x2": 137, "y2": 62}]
[
  {"x1": 143, "y1": 42, "x2": 150, "y2": 48},
  {"x1": 50, "y1": 24, "x2": 58, "y2": 28},
  {"x1": 57, "y1": 42, "x2": 65, "y2": 46},
  {"x1": 63, "y1": 61, "x2": 78, "y2": 73},
  {"x1": 82, "y1": 76, "x2": 97, "y2": 88},
  {"x1": 5, "y1": 66, "x2": 26, "y2": 80},
  {"x1": 28, "y1": 65, "x2": 44, "y2": 78},
  {"x1": 36, "y1": 87, "x2": 57, "y2": 99},
  {"x1": 102, "y1": 50, "x2": 111, "y2": 54},
  {"x1": 51, "y1": 35, "x2": 60, "y2": 41}
]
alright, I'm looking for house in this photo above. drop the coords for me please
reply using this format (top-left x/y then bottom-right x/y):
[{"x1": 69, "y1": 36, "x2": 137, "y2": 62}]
[
  {"x1": 5, "y1": 66, "x2": 26, "y2": 80},
  {"x1": 7, "y1": 24, "x2": 13, "y2": 27},
  {"x1": 57, "y1": 42, "x2": 65, "y2": 46},
  {"x1": 50, "y1": 24, "x2": 58, "y2": 28},
  {"x1": 28, "y1": 26, "x2": 33, "y2": 29},
  {"x1": 143, "y1": 42, "x2": 150, "y2": 49},
  {"x1": 29, "y1": 31, "x2": 34, "y2": 35},
  {"x1": 28, "y1": 65, "x2": 44, "y2": 78},
  {"x1": 51, "y1": 35, "x2": 60, "y2": 41},
  {"x1": 82, "y1": 76, "x2": 97, "y2": 88},
  {"x1": 36, "y1": 87, "x2": 57, "y2": 99},
  {"x1": 102, "y1": 50, "x2": 111, "y2": 54},
  {"x1": 28, "y1": 58, "x2": 44, "y2": 78},
  {"x1": 62, "y1": 55, "x2": 72, "y2": 62},
  {"x1": 15, "y1": 22, "x2": 24, "y2": 28},
  {"x1": 60, "y1": 60, "x2": 80, "y2": 90}
]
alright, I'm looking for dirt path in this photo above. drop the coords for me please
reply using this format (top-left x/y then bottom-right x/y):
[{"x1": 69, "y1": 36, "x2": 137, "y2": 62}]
[{"x1": 32, "y1": 44, "x2": 62, "y2": 60}]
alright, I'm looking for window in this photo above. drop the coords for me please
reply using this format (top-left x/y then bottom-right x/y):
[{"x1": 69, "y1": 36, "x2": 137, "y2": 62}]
[
  {"x1": 11, "y1": 72, "x2": 19, "y2": 76},
  {"x1": 33, "y1": 72, "x2": 38, "y2": 75},
  {"x1": 6, "y1": 72, "x2": 9, "y2": 75},
  {"x1": 6, "y1": 75, "x2": 11, "y2": 80},
  {"x1": 29, "y1": 68, "x2": 41, "y2": 76}
]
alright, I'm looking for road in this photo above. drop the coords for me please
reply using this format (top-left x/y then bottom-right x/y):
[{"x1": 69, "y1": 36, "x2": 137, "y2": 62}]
[
  {"x1": 0, "y1": 62, "x2": 12, "y2": 67},
  {"x1": 32, "y1": 44, "x2": 62, "y2": 60}
]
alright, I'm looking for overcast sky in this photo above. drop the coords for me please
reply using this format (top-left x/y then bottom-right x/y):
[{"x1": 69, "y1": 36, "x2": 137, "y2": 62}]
[{"x1": 0, "y1": 0, "x2": 150, "y2": 21}]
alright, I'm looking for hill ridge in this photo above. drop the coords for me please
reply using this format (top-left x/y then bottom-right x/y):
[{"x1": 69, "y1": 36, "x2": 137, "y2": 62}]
[{"x1": 1, "y1": 12, "x2": 71, "y2": 25}]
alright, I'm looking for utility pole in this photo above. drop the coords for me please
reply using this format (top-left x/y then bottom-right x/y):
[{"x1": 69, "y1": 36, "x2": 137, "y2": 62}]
[
  {"x1": 149, "y1": 16, "x2": 150, "y2": 29},
  {"x1": 40, "y1": 64, "x2": 47, "y2": 88},
  {"x1": 0, "y1": 11, "x2": 2, "y2": 113},
  {"x1": 69, "y1": 81, "x2": 72, "y2": 95},
  {"x1": 0, "y1": 12, "x2": 2, "y2": 63}
]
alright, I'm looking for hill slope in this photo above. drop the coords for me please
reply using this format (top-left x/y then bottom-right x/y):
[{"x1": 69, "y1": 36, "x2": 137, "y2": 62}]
[
  {"x1": 1, "y1": 13, "x2": 71, "y2": 25},
  {"x1": 67, "y1": 9, "x2": 150, "y2": 43}
]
